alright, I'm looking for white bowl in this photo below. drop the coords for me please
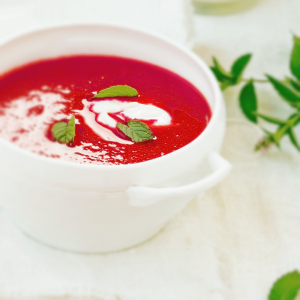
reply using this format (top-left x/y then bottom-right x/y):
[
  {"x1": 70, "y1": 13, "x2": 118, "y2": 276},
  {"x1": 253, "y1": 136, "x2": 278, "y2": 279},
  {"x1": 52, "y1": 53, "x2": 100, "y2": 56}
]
[{"x1": 0, "y1": 23, "x2": 231, "y2": 253}]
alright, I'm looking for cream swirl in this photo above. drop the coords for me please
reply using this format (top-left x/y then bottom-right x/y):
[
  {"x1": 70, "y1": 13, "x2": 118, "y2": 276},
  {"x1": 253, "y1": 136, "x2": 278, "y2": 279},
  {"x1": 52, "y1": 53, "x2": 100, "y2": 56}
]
[{"x1": 78, "y1": 99, "x2": 172, "y2": 144}]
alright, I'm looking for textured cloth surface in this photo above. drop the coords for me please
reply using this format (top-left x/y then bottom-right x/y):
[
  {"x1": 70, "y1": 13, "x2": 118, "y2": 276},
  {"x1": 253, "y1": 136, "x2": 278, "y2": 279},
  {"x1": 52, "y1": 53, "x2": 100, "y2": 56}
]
[
  {"x1": 0, "y1": 0, "x2": 300, "y2": 299},
  {"x1": 193, "y1": 0, "x2": 300, "y2": 299}
]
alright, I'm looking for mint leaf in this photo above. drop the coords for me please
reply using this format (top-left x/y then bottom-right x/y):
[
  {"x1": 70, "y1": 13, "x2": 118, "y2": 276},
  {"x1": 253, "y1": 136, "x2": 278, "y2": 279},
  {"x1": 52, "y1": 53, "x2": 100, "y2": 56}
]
[
  {"x1": 211, "y1": 55, "x2": 252, "y2": 90},
  {"x1": 286, "y1": 77, "x2": 300, "y2": 92},
  {"x1": 231, "y1": 53, "x2": 252, "y2": 78},
  {"x1": 291, "y1": 35, "x2": 300, "y2": 80},
  {"x1": 288, "y1": 128, "x2": 300, "y2": 151},
  {"x1": 210, "y1": 66, "x2": 228, "y2": 82},
  {"x1": 266, "y1": 75, "x2": 300, "y2": 108},
  {"x1": 269, "y1": 271, "x2": 300, "y2": 300},
  {"x1": 239, "y1": 80, "x2": 257, "y2": 123},
  {"x1": 255, "y1": 113, "x2": 286, "y2": 125},
  {"x1": 94, "y1": 85, "x2": 138, "y2": 98},
  {"x1": 212, "y1": 57, "x2": 234, "y2": 80},
  {"x1": 51, "y1": 115, "x2": 76, "y2": 143},
  {"x1": 211, "y1": 57, "x2": 236, "y2": 90},
  {"x1": 117, "y1": 120, "x2": 153, "y2": 143}
]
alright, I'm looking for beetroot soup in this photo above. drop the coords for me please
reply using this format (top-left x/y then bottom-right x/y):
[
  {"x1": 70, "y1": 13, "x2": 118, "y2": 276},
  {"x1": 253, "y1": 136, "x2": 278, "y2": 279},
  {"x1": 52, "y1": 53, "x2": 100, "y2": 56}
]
[{"x1": 0, "y1": 56, "x2": 211, "y2": 165}]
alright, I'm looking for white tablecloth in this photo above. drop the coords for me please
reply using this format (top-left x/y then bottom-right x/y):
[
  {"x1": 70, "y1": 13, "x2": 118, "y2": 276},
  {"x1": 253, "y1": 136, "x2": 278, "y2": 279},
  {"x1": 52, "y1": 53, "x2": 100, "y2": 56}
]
[{"x1": 1, "y1": 0, "x2": 300, "y2": 299}]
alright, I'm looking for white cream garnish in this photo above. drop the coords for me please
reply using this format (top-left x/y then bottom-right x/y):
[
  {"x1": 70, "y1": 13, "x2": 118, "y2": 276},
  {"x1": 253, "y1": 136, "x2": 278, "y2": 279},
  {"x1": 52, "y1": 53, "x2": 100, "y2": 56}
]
[
  {"x1": 76, "y1": 99, "x2": 172, "y2": 143},
  {"x1": 76, "y1": 99, "x2": 172, "y2": 144},
  {"x1": 0, "y1": 93, "x2": 172, "y2": 164},
  {"x1": 76, "y1": 100, "x2": 133, "y2": 145},
  {"x1": 91, "y1": 100, "x2": 171, "y2": 128},
  {"x1": 0, "y1": 91, "x2": 124, "y2": 165}
]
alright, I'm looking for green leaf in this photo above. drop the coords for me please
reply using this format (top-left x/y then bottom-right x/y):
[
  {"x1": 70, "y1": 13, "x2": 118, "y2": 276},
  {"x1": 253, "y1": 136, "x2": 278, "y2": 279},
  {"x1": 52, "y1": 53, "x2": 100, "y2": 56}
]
[
  {"x1": 210, "y1": 66, "x2": 227, "y2": 82},
  {"x1": 94, "y1": 85, "x2": 138, "y2": 98},
  {"x1": 117, "y1": 120, "x2": 154, "y2": 143},
  {"x1": 272, "y1": 113, "x2": 300, "y2": 145},
  {"x1": 285, "y1": 114, "x2": 300, "y2": 151},
  {"x1": 239, "y1": 80, "x2": 258, "y2": 123},
  {"x1": 212, "y1": 57, "x2": 233, "y2": 79},
  {"x1": 211, "y1": 56, "x2": 247, "y2": 90},
  {"x1": 266, "y1": 75, "x2": 300, "y2": 108},
  {"x1": 269, "y1": 271, "x2": 300, "y2": 300},
  {"x1": 255, "y1": 113, "x2": 286, "y2": 125},
  {"x1": 286, "y1": 113, "x2": 300, "y2": 126},
  {"x1": 257, "y1": 114, "x2": 300, "y2": 150},
  {"x1": 285, "y1": 77, "x2": 300, "y2": 92},
  {"x1": 288, "y1": 128, "x2": 300, "y2": 151},
  {"x1": 273, "y1": 124, "x2": 288, "y2": 145},
  {"x1": 291, "y1": 35, "x2": 300, "y2": 80},
  {"x1": 51, "y1": 115, "x2": 76, "y2": 143},
  {"x1": 231, "y1": 53, "x2": 252, "y2": 78}
]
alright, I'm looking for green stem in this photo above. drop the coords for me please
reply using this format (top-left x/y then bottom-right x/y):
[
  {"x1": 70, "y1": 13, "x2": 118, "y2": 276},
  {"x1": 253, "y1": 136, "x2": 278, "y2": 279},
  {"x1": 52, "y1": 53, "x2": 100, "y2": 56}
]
[
  {"x1": 256, "y1": 113, "x2": 300, "y2": 150},
  {"x1": 242, "y1": 78, "x2": 268, "y2": 83},
  {"x1": 273, "y1": 114, "x2": 300, "y2": 143}
]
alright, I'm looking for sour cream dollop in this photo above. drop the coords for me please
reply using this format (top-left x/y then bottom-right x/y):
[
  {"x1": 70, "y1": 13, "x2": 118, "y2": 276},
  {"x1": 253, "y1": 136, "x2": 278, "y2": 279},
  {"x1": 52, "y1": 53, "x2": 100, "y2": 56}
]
[{"x1": 78, "y1": 99, "x2": 172, "y2": 144}]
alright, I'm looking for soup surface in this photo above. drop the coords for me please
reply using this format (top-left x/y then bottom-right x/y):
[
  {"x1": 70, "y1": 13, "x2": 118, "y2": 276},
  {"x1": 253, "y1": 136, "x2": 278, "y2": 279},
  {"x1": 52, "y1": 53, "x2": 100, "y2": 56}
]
[{"x1": 0, "y1": 56, "x2": 211, "y2": 165}]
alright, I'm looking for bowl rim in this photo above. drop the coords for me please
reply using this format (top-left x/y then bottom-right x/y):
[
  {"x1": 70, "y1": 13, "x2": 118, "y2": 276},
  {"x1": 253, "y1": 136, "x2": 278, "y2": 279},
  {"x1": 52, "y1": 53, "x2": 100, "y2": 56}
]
[{"x1": 0, "y1": 21, "x2": 223, "y2": 170}]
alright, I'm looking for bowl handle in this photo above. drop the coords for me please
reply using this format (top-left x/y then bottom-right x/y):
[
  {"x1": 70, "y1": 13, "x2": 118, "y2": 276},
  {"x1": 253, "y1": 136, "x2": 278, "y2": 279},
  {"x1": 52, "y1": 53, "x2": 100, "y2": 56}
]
[{"x1": 127, "y1": 151, "x2": 232, "y2": 207}]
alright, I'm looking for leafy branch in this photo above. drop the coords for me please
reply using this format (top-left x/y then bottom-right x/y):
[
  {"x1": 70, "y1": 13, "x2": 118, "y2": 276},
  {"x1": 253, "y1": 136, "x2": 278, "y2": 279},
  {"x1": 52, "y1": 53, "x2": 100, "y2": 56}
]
[{"x1": 211, "y1": 35, "x2": 300, "y2": 151}]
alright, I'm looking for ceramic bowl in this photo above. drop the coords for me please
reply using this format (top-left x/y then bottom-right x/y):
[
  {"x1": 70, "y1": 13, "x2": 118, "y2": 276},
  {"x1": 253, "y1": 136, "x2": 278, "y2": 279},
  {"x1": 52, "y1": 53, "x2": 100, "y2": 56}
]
[{"x1": 0, "y1": 23, "x2": 231, "y2": 253}]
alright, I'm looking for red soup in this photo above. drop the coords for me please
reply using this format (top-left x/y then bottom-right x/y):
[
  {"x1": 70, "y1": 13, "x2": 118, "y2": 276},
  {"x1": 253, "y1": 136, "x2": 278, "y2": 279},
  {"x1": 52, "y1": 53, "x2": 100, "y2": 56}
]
[{"x1": 0, "y1": 56, "x2": 211, "y2": 165}]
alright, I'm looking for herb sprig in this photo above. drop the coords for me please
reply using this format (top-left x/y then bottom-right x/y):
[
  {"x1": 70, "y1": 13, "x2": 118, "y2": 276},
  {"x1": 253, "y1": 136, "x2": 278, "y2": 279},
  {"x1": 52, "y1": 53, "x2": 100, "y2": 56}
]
[
  {"x1": 211, "y1": 35, "x2": 300, "y2": 151},
  {"x1": 269, "y1": 270, "x2": 300, "y2": 300}
]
